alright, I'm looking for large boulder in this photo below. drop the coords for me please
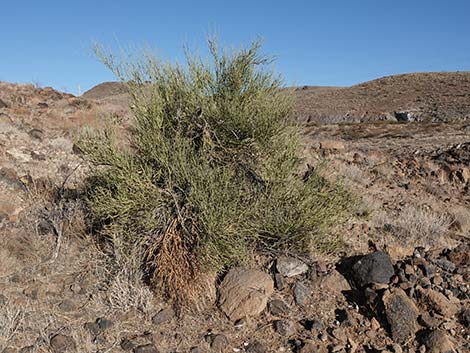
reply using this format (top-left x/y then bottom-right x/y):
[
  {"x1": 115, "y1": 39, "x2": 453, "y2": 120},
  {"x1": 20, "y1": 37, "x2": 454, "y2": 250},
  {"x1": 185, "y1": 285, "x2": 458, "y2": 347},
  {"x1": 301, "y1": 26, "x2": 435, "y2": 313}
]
[{"x1": 218, "y1": 267, "x2": 274, "y2": 321}]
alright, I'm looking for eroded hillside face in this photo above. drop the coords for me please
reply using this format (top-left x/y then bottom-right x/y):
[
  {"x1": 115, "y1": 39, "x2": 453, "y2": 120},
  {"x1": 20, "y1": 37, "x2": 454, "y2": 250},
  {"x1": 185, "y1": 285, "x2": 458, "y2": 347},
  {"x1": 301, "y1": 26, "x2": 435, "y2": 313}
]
[
  {"x1": 290, "y1": 72, "x2": 470, "y2": 123},
  {"x1": 0, "y1": 79, "x2": 469, "y2": 353}
]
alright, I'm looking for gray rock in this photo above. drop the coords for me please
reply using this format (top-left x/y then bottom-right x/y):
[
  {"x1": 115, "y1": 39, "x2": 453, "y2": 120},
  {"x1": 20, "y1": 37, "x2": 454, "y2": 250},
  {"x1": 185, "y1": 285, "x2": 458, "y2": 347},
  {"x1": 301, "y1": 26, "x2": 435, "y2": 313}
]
[
  {"x1": 276, "y1": 256, "x2": 309, "y2": 277},
  {"x1": 268, "y1": 299, "x2": 290, "y2": 316},
  {"x1": 152, "y1": 307, "x2": 175, "y2": 325},
  {"x1": 97, "y1": 317, "x2": 113, "y2": 330},
  {"x1": 352, "y1": 251, "x2": 394, "y2": 287},
  {"x1": 218, "y1": 267, "x2": 273, "y2": 321},
  {"x1": 245, "y1": 341, "x2": 266, "y2": 353},
  {"x1": 210, "y1": 334, "x2": 229, "y2": 353},
  {"x1": 382, "y1": 288, "x2": 419, "y2": 343},
  {"x1": 133, "y1": 344, "x2": 159, "y2": 353},
  {"x1": 434, "y1": 258, "x2": 456, "y2": 273},
  {"x1": 293, "y1": 281, "x2": 309, "y2": 308},
  {"x1": 50, "y1": 334, "x2": 76, "y2": 353},
  {"x1": 273, "y1": 319, "x2": 296, "y2": 336},
  {"x1": 274, "y1": 273, "x2": 285, "y2": 290}
]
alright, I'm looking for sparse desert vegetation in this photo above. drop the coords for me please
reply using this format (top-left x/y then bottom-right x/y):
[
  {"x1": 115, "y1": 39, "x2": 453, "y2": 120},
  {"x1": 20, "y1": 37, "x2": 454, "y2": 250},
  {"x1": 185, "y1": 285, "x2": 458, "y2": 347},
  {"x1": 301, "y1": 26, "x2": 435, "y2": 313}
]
[
  {"x1": 0, "y1": 45, "x2": 469, "y2": 353},
  {"x1": 77, "y1": 41, "x2": 353, "y2": 307}
]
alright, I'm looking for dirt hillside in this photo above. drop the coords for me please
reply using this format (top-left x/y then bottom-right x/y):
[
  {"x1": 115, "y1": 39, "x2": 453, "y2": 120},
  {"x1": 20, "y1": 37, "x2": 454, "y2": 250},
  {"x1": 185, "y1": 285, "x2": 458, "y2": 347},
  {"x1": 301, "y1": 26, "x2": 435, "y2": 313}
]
[
  {"x1": 1, "y1": 77, "x2": 469, "y2": 353},
  {"x1": 290, "y1": 72, "x2": 470, "y2": 123}
]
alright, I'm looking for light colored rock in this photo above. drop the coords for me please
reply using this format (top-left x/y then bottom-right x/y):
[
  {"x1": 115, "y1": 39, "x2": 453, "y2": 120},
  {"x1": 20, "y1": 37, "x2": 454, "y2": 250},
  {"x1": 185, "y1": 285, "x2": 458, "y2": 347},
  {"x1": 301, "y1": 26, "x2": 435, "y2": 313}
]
[
  {"x1": 319, "y1": 269, "x2": 351, "y2": 295},
  {"x1": 276, "y1": 256, "x2": 309, "y2": 277},
  {"x1": 218, "y1": 267, "x2": 274, "y2": 321}
]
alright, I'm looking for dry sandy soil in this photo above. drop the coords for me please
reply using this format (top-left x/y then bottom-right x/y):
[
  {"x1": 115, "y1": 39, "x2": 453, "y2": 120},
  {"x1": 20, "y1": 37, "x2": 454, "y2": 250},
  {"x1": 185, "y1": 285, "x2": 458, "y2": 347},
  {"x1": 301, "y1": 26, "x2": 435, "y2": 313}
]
[{"x1": 0, "y1": 73, "x2": 469, "y2": 353}]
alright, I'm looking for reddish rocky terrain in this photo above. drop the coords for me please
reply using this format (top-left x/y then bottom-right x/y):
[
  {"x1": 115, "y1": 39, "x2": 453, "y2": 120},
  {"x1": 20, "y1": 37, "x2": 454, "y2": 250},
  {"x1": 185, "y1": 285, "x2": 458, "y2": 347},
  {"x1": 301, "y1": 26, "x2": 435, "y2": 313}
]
[{"x1": 0, "y1": 73, "x2": 469, "y2": 353}]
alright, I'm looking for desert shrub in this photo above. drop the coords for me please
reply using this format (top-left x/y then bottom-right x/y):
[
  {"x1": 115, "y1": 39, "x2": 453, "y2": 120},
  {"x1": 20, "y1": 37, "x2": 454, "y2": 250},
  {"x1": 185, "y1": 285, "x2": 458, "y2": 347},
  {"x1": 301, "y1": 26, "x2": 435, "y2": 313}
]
[{"x1": 77, "y1": 40, "x2": 352, "y2": 307}]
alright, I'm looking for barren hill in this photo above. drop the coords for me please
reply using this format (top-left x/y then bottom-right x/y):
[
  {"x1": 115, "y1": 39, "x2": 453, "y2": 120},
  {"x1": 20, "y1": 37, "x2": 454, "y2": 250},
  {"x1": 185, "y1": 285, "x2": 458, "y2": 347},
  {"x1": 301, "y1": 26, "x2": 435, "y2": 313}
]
[
  {"x1": 290, "y1": 72, "x2": 470, "y2": 123},
  {"x1": 83, "y1": 72, "x2": 470, "y2": 123}
]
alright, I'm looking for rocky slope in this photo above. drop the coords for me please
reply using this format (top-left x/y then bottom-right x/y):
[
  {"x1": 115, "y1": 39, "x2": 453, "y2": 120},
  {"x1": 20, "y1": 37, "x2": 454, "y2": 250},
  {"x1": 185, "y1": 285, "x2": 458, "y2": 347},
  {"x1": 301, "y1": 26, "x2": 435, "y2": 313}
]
[
  {"x1": 83, "y1": 72, "x2": 470, "y2": 123},
  {"x1": 291, "y1": 72, "x2": 470, "y2": 123},
  {"x1": 0, "y1": 78, "x2": 469, "y2": 353}
]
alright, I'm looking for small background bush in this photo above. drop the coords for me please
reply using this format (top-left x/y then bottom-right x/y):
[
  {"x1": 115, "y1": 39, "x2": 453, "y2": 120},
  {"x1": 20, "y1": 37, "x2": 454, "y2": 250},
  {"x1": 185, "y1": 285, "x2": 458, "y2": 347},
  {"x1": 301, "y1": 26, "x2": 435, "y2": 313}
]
[{"x1": 77, "y1": 40, "x2": 352, "y2": 307}]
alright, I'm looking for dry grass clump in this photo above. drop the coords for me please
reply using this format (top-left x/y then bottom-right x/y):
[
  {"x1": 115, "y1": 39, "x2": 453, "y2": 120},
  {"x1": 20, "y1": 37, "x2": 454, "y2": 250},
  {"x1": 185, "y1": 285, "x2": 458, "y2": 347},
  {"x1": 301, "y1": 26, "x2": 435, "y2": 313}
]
[
  {"x1": 77, "y1": 40, "x2": 353, "y2": 308},
  {"x1": 373, "y1": 205, "x2": 454, "y2": 246},
  {"x1": 0, "y1": 307, "x2": 23, "y2": 350},
  {"x1": 105, "y1": 265, "x2": 155, "y2": 315}
]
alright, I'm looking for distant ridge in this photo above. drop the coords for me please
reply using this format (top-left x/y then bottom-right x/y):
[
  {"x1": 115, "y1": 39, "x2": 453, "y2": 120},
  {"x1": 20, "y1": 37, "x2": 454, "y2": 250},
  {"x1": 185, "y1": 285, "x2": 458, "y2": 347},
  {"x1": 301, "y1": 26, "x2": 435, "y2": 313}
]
[
  {"x1": 290, "y1": 72, "x2": 470, "y2": 122},
  {"x1": 82, "y1": 81, "x2": 128, "y2": 100},
  {"x1": 83, "y1": 72, "x2": 470, "y2": 123}
]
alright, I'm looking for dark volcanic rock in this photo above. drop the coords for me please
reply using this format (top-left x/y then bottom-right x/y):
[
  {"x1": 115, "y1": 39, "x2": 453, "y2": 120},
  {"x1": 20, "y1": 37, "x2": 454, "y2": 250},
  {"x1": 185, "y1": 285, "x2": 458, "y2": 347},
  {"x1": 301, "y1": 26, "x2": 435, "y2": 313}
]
[
  {"x1": 351, "y1": 251, "x2": 394, "y2": 287},
  {"x1": 382, "y1": 288, "x2": 419, "y2": 343},
  {"x1": 293, "y1": 282, "x2": 309, "y2": 307},
  {"x1": 97, "y1": 317, "x2": 113, "y2": 330},
  {"x1": 434, "y1": 258, "x2": 456, "y2": 273}
]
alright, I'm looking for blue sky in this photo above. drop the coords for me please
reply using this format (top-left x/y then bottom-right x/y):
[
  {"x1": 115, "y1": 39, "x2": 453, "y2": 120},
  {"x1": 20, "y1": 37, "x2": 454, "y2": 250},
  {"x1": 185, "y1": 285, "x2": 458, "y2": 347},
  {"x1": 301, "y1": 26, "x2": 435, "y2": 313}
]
[{"x1": 2, "y1": 1, "x2": 470, "y2": 95}]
